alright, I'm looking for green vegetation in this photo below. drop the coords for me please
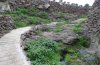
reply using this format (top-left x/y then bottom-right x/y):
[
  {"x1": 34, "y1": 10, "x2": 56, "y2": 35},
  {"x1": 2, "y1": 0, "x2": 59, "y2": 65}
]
[
  {"x1": 73, "y1": 23, "x2": 82, "y2": 33},
  {"x1": 25, "y1": 38, "x2": 62, "y2": 65},
  {"x1": 79, "y1": 15, "x2": 87, "y2": 18},
  {"x1": 72, "y1": 18, "x2": 87, "y2": 33},
  {"x1": 3, "y1": 7, "x2": 51, "y2": 28},
  {"x1": 53, "y1": 23, "x2": 64, "y2": 32},
  {"x1": 65, "y1": 35, "x2": 97, "y2": 65},
  {"x1": 54, "y1": 12, "x2": 70, "y2": 22},
  {"x1": 66, "y1": 48, "x2": 80, "y2": 65},
  {"x1": 66, "y1": 46, "x2": 98, "y2": 65},
  {"x1": 77, "y1": 36, "x2": 90, "y2": 47},
  {"x1": 1, "y1": 5, "x2": 95, "y2": 65}
]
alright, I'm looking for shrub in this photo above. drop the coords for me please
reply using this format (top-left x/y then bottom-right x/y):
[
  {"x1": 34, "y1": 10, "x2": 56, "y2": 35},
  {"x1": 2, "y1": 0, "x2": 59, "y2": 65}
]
[
  {"x1": 26, "y1": 16, "x2": 51, "y2": 25},
  {"x1": 15, "y1": 21, "x2": 27, "y2": 28},
  {"x1": 77, "y1": 36, "x2": 90, "y2": 47},
  {"x1": 73, "y1": 23, "x2": 82, "y2": 33},
  {"x1": 27, "y1": 7, "x2": 39, "y2": 16},
  {"x1": 13, "y1": 16, "x2": 51, "y2": 28},
  {"x1": 53, "y1": 23, "x2": 63, "y2": 32},
  {"x1": 72, "y1": 18, "x2": 87, "y2": 33},
  {"x1": 16, "y1": 7, "x2": 28, "y2": 14},
  {"x1": 65, "y1": 47, "x2": 98, "y2": 65},
  {"x1": 25, "y1": 38, "x2": 62, "y2": 65},
  {"x1": 36, "y1": 11, "x2": 49, "y2": 19},
  {"x1": 80, "y1": 15, "x2": 87, "y2": 18}
]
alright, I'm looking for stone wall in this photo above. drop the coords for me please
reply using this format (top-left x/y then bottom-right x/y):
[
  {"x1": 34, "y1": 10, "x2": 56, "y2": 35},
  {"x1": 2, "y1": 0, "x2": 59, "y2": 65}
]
[
  {"x1": 8, "y1": 0, "x2": 89, "y2": 15},
  {"x1": 84, "y1": 0, "x2": 100, "y2": 58},
  {"x1": 9, "y1": 0, "x2": 50, "y2": 10},
  {"x1": 0, "y1": 2, "x2": 11, "y2": 12},
  {"x1": 49, "y1": 1, "x2": 89, "y2": 15},
  {"x1": 0, "y1": 16, "x2": 16, "y2": 38}
]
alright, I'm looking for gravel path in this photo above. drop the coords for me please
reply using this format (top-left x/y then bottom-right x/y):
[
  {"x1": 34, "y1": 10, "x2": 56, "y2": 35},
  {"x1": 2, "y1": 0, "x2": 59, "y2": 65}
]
[{"x1": 0, "y1": 26, "x2": 31, "y2": 65}]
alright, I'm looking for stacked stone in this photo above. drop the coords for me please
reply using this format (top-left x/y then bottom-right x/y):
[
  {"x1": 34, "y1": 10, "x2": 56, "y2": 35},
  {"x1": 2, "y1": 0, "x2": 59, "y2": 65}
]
[
  {"x1": 8, "y1": 0, "x2": 89, "y2": 15},
  {"x1": 49, "y1": 1, "x2": 89, "y2": 15},
  {"x1": 9, "y1": 0, "x2": 32, "y2": 10},
  {"x1": 0, "y1": 16, "x2": 16, "y2": 38},
  {"x1": 84, "y1": 0, "x2": 100, "y2": 59},
  {"x1": 0, "y1": 1, "x2": 11, "y2": 12},
  {"x1": 92, "y1": 0, "x2": 100, "y2": 8},
  {"x1": 9, "y1": 0, "x2": 50, "y2": 10}
]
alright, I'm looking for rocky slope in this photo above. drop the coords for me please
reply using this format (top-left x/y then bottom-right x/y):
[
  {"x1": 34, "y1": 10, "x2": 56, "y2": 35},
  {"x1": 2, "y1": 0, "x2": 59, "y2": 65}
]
[
  {"x1": 21, "y1": 23, "x2": 78, "y2": 48},
  {"x1": 0, "y1": 0, "x2": 99, "y2": 65}
]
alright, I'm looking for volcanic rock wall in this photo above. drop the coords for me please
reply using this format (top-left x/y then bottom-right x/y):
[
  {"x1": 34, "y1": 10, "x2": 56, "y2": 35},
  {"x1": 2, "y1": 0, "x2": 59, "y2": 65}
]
[
  {"x1": 9, "y1": 0, "x2": 50, "y2": 10},
  {"x1": 0, "y1": 16, "x2": 16, "y2": 38},
  {"x1": 84, "y1": 0, "x2": 100, "y2": 52},
  {"x1": 8, "y1": 0, "x2": 89, "y2": 15},
  {"x1": 0, "y1": 1, "x2": 11, "y2": 12},
  {"x1": 49, "y1": 1, "x2": 89, "y2": 15}
]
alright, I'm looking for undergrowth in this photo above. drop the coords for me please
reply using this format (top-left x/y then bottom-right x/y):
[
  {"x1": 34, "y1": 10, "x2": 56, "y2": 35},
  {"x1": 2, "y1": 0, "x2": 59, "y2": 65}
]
[
  {"x1": 25, "y1": 38, "x2": 62, "y2": 65},
  {"x1": 2, "y1": 7, "x2": 51, "y2": 28}
]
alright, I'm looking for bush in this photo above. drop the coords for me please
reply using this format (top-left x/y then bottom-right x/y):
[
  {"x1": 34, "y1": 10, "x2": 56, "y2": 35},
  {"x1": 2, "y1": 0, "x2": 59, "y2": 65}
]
[
  {"x1": 73, "y1": 23, "x2": 82, "y2": 33},
  {"x1": 65, "y1": 47, "x2": 98, "y2": 65},
  {"x1": 53, "y1": 23, "x2": 63, "y2": 32},
  {"x1": 26, "y1": 16, "x2": 51, "y2": 25},
  {"x1": 27, "y1": 7, "x2": 40, "y2": 16},
  {"x1": 77, "y1": 36, "x2": 90, "y2": 47},
  {"x1": 79, "y1": 15, "x2": 87, "y2": 18},
  {"x1": 15, "y1": 21, "x2": 27, "y2": 28},
  {"x1": 72, "y1": 18, "x2": 87, "y2": 33},
  {"x1": 36, "y1": 11, "x2": 49, "y2": 19},
  {"x1": 25, "y1": 38, "x2": 62, "y2": 65}
]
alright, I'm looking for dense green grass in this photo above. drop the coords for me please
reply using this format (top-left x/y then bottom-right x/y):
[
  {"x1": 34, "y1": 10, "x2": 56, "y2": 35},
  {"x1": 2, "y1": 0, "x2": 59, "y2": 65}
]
[
  {"x1": 2, "y1": 7, "x2": 51, "y2": 28},
  {"x1": 25, "y1": 38, "x2": 62, "y2": 65}
]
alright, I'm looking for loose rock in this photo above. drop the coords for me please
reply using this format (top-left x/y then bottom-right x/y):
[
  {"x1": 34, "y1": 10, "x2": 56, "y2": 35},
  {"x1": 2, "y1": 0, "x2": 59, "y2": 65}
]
[{"x1": 0, "y1": 16, "x2": 16, "y2": 38}]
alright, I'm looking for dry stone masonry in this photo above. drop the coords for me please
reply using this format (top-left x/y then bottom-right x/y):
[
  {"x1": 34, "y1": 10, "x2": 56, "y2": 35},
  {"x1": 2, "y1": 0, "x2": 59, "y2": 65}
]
[
  {"x1": 49, "y1": 1, "x2": 89, "y2": 15},
  {"x1": 84, "y1": 0, "x2": 100, "y2": 58},
  {"x1": 9, "y1": 0, "x2": 50, "y2": 10},
  {"x1": 0, "y1": 16, "x2": 16, "y2": 38},
  {"x1": 0, "y1": 1, "x2": 11, "y2": 12},
  {"x1": 8, "y1": 0, "x2": 89, "y2": 15}
]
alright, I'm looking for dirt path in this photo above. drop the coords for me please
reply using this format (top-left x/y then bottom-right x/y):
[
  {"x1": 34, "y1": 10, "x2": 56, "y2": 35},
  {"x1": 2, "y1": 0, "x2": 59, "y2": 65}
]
[{"x1": 0, "y1": 26, "x2": 31, "y2": 65}]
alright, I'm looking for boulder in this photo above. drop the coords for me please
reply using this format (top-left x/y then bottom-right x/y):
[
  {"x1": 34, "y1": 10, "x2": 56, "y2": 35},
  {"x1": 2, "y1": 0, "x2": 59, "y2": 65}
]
[
  {"x1": 37, "y1": 3, "x2": 50, "y2": 9},
  {"x1": 21, "y1": 30, "x2": 40, "y2": 48},
  {"x1": 0, "y1": 16, "x2": 16, "y2": 38},
  {"x1": 21, "y1": 23, "x2": 78, "y2": 48},
  {"x1": 0, "y1": 2, "x2": 11, "y2": 12},
  {"x1": 42, "y1": 29, "x2": 78, "y2": 45}
]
